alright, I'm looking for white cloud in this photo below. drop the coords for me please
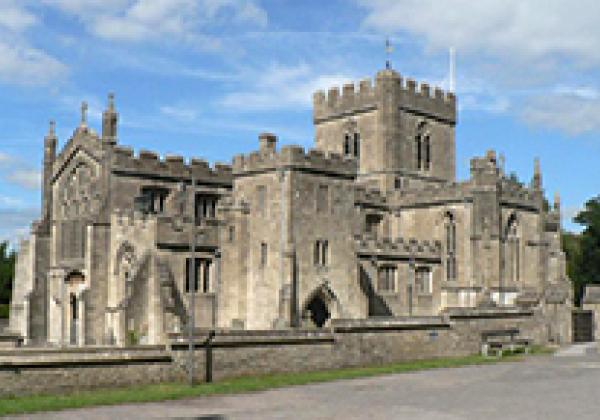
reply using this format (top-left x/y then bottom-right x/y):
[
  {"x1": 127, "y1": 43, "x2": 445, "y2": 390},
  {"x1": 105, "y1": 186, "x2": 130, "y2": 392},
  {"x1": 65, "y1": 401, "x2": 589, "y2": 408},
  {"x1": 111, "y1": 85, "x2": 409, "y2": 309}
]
[
  {"x1": 0, "y1": 208, "x2": 39, "y2": 246},
  {"x1": 0, "y1": 152, "x2": 11, "y2": 165},
  {"x1": 45, "y1": 0, "x2": 267, "y2": 46},
  {"x1": 359, "y1": 0, "x2": 600, "y2": 66},
  {"x1": 160, "y1": 105, "x2": 198, "y2": 122},
  {"x1": 6, "y1": 169, "x2": 41, "y2": 190},
  {"x1": 0, "y1": 195, "x2": 23, "y2": 208},
  {"x1": 0, "y1": 2, "x2": 67, "y2": 86},
  {"x1": 0, "y1": 41, "x2": 68, "y2": 86},
  {"x1": 0, "y1": 152, "x2": 41, "y2": 190},
  {"x1": 562, "y1": 205, "x2": 582, "y2": 222},
  {"x1": 521, "y1": 94, "x2": 600, "y2": 136},
  {"x1": 220, "y1": 63, "x2": 355, "y2": 111},
  {"x1": 0, "y1": 0, "x2": 37, "y2": 32}
]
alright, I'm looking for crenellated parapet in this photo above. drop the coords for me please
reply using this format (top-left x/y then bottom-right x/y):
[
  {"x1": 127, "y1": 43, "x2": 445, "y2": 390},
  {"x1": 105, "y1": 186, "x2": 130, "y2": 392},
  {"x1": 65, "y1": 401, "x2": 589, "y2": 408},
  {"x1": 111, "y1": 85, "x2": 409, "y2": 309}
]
[
  {"x1": 499, "y1": 178, "x2": 540, "y2": 211},
  {"x1": 113, "y1": 208, "x2": 157, "y2": 231},
  {"x1": 232, "y1": 145, "x2": 357, "y2": 178},
  {"x1": 355, "y1": 234, "x2": 442, "y2": 261},
  {"x1": 313, "y1": 70, "x2": 456, "y2": 124},
  {"x1": 393, "y1": 181, "x2": 469, "y2": 208},
  {"x1": 354, "y1": 185, "x2": 387, "y2": 207},
  {"x1": 111, "y1": 146, "x2": 232, "y2": 185}
]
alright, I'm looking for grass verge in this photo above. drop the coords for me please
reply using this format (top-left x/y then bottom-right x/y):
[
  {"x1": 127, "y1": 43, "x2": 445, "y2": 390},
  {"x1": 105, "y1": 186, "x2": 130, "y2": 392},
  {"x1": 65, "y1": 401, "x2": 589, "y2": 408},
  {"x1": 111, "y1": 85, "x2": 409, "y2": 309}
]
[{"x1": 0, "y1": 349, "x2": 551, "y2": 416}]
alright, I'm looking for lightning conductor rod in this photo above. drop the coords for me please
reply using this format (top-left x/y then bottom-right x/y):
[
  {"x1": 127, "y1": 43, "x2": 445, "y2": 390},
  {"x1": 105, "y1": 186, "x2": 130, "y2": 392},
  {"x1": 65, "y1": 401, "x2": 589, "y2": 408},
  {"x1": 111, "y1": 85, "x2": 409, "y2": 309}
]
[
  {"x1": 449, "y1": 46, "x2": 456, "y2": 92},
  {"x1": 188, "y1": 172, "x2": 197, "y2": 386}
]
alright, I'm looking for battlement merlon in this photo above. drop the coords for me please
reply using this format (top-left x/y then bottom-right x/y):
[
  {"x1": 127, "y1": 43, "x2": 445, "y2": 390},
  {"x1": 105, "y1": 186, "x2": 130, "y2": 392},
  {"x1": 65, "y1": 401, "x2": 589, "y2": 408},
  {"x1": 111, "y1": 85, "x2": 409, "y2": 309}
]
[
  {"x1": 312, "y1": 69, "x2": 456, "y2": 124},
  {"x1": 110, "y1": 145, "x2": 233, "y2": 185},
  {"x1": 232, "y1": 144, "x2": 357, "y2": 178}
]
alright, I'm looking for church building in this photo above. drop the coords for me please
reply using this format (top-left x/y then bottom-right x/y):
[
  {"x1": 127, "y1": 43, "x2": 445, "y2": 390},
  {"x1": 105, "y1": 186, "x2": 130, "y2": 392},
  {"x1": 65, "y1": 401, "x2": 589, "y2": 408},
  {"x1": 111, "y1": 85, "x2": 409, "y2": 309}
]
[{"x1": 8, "y1": 66, "x2": 571, "y2": 346}]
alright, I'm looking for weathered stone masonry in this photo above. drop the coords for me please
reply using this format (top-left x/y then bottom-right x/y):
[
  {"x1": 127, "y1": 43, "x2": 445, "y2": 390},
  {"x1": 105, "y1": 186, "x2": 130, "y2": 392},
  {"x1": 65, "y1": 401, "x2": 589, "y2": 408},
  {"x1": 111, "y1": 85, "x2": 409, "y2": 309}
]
[{"x1": 7, "y1": 65, "x2": 571, "y2": 348}]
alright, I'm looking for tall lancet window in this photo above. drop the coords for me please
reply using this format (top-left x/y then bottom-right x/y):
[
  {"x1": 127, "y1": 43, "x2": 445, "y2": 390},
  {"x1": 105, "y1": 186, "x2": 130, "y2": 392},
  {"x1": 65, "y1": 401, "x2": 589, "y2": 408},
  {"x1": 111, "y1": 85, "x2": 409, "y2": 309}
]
[
  {"x1": 506, "y1": 217, "x2": 520, "y2": 282},
  {"x1": 415, "y1": 121, "x2": 431, "y2": 171},
  {"x1": 424, "y1": 134, "x2": 431, "y2": 171},
  {"x1": 343, "y1": 134, "x2": 351, "y2": 156},
  {"x1": 445, "y1": 212, "x2": 457, "y2": 281},
  {"x1": 353, "y1": 132, "x2": 360, "y2": 160},
  {"x1": 415, "y1": 133, "x2": 422, "y2": 170}
]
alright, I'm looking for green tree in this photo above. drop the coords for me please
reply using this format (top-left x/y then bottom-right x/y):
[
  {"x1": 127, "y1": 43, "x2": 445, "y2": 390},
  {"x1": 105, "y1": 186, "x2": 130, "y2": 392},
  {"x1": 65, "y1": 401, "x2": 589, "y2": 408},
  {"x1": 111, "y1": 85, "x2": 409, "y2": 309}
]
[
  {"x1": 0, "y1": 241, "x2": 16, "y2": 305},
  {"x1": 562, "y1": 231, "x2": 583, "y2": 304},
  {"x1": 570, "y1": 195, "x2": 600, "y2": 305}
]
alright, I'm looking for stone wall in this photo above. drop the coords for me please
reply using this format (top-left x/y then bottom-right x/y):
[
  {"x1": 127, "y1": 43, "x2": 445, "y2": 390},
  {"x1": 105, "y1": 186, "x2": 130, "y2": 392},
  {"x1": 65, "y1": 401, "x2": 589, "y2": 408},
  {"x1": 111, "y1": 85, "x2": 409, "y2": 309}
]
[
  {"x1": 0, "y1": 346, "x2": 181, "y2": 398},
  {"x1": 0, "y1": 309, "x2": 559, "y2": 398}
]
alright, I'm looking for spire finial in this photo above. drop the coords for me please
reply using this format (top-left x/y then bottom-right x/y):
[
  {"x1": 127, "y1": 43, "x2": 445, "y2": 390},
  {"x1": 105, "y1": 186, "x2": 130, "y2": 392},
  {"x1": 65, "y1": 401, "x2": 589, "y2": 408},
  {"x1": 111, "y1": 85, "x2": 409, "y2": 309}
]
[
  {"x1": 385, "y1": 37, "x2": 393, "y2": 70},
  {"x1": 533, "y1": 157, "x2": 542, "y2": 189},
  {"x1": 80, "y1": 101, "x2": 88, "y2": 126},
  {"x1": 108, "y1": 93, "x2": 115, "y2": 111},
  {"x1": 554, "y1": 191, "x2": 561, "y2": 211},
  {"x1": 49, "y1": 120, "x2": 56, "y2": 136}
]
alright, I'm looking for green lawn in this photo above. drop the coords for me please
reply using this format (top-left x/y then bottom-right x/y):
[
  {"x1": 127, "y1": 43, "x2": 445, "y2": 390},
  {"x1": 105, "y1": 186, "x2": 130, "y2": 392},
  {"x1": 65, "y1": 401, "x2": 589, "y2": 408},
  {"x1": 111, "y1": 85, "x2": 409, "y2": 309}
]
[{"x1": 0, "y1": 349, "x2": 551, "y2": 416}]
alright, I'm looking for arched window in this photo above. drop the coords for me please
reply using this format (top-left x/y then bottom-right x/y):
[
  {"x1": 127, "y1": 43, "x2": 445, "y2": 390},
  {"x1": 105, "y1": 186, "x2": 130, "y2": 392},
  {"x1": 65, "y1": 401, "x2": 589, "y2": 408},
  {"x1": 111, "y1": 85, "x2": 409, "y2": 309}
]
[
  {"x1": 424, "y1": 134, "x2": 431, "y2": 171},
  {"x1": 506, "y1": 216, "x2": 520, "y2": 282},
  {"x1": 415, "y1": 134, "x2": 422, "y2": 170},
  {"x1": 416, "y1": 122, "x2": 431, "y2": 171},
  {"x1": 445, "y1": 212, "x2": 457, "y2": 281},
  {"x1": 343, "y1": 134, "x2": 351, "y2": 156}
]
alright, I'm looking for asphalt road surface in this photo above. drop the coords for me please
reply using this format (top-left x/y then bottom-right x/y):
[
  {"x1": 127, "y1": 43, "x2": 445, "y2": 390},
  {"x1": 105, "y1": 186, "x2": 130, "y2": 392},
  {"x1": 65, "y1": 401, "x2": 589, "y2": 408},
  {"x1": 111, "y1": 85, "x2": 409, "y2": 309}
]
[{"x1": 11, "y1": 344, "x2": 600, "y2": 420}]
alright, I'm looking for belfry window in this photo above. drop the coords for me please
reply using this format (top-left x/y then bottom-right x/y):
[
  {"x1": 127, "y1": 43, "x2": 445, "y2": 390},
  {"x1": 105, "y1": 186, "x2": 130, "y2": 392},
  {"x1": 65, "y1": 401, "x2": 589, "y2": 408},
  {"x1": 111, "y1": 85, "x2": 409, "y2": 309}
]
[
  {"x1": 344, "y1": 134, "x2": 351, "y2": 156},
  {"x1": 353, "y1": 132, "x2": 360, "y2": 160},
  {"x1": 343, "y1": 131, "x2": 361, "y2": 162},
  {"x1": 424, "y1": 135, "x2": 431, "y2": 170},
  {"x1": 445, "y1": 212, "x2": 457, "y2": 281},
  {"x1": 415, "y1": 122, "x2": 430, "y2": 171},
  {"x1": 416, "y1": 134, "x2": 422, "y2": 170}
]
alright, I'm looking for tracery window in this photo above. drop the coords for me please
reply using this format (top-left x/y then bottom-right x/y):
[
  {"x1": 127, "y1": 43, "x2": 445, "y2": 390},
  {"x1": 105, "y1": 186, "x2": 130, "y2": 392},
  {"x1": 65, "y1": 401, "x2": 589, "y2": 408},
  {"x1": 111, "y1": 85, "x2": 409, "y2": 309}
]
[
  {"x1": 445, "y1": 212, "x2": 457, "y2": 281},
  {"x1": 61, "y1": 163, "x2": 98, "y2": 219}
]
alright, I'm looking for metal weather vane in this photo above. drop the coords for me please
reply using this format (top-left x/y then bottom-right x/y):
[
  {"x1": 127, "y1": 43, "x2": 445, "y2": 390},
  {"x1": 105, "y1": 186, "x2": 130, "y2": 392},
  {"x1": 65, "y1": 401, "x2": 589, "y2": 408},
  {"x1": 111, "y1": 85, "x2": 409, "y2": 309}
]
[{"x1": 385, "y1": 37, "x2": 393, "y2": 69}]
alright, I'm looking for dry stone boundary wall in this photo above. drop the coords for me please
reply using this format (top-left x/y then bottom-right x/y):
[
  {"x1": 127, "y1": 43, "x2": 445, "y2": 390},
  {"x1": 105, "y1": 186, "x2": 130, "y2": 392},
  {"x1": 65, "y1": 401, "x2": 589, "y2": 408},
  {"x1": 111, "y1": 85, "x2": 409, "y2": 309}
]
[{"x1": 0, "y1": 309, "x2": 555, "y2": 398}]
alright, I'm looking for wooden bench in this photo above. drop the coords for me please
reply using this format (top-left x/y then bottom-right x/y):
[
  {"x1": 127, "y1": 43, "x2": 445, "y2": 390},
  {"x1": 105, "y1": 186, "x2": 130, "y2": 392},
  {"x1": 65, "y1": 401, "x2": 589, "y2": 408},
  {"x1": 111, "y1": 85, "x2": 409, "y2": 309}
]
[{"x1": 480, "y1": 329, "x2": 531, "y2": 357}]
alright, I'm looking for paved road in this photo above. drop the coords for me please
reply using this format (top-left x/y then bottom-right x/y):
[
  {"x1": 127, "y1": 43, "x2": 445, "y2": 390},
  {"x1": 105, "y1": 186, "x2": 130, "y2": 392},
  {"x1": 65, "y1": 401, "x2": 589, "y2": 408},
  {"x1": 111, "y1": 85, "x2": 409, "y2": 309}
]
[{"x1": 11, "y1": 345, "x2": 600, "y2": 420}]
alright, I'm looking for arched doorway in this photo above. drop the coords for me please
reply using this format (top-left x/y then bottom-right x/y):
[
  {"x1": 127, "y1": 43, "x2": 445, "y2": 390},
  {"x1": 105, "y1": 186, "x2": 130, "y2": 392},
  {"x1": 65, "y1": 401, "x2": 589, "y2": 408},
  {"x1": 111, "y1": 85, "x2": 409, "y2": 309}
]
[
  {"x1": 69, "y1": 293, "x2": 78, "y2": 345},
  {"x1": 302, "y1": 283, "x2": 338, "y2": 328},
  {"x1": 65, "y1": 271, "x2": 84, "y2": 345},
  {"x1": 305, "y1": 294, "x2": 330, "y2": 328}
]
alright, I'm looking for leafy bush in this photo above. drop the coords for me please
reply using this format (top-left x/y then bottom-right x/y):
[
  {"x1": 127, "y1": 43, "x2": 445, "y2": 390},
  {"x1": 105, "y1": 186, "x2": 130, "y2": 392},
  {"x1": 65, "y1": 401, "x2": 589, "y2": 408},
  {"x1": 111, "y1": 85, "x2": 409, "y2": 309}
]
[{"x1": 0, "y1": 242, "x2": 16, "y2": 305}]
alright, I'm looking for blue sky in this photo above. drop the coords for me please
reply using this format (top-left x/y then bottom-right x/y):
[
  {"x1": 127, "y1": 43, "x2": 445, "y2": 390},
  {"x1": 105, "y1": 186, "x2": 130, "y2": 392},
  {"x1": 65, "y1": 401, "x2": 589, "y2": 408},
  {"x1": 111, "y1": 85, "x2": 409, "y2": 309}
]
[{"x1": 0, "y1": 0, "x2": 599, "y2": 244}]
